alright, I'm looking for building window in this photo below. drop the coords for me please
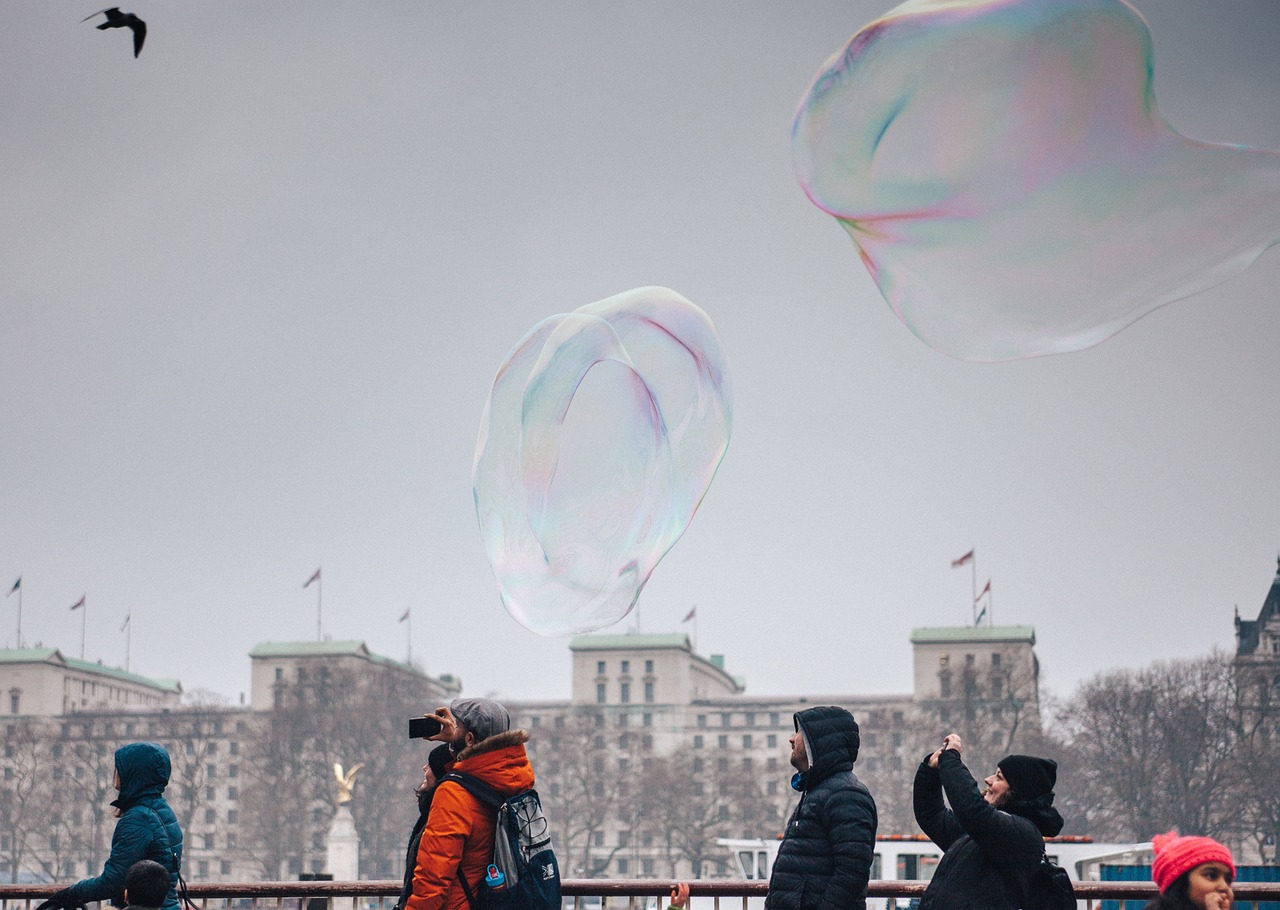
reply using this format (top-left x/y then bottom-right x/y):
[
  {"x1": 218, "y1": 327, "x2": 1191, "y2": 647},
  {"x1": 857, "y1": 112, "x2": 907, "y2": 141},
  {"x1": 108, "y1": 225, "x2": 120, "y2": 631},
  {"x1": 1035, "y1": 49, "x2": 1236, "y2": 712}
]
[
  {"x1": 644, "y1": 682, "x2": 654, "y2": 703},
  {"x1": 643, "y1": 713, "x2": 652, "y2": 727},
  {"x1": 8, "y1": 689, "x2": 20, "y2": 715},
  {"x1": 592, "y1": 831, "x2": 604, "y2": 847},
  {"x1": 620, "y1": 682, "x2": 631, "y2": 703},
  {"x1": 697, "y1": 715, "x2": 706, "y2": 727},
  {"x1": 767, "y1": 734, "x2": 777, "y2": 748},
  {"x1": 596, "y1": 683, "x2": 606, "y2": 704},
  {"x1": 767, "y1": 780, "x2": 778, "y2": 795},
  {"x1": 204, "y1": 809, "x2": 216, "y2": 823},
  {"x1": 770, "y1": 712, "x2": 779, "y2": 725},
  {"x1": 597, "y1": 661, "x2": 606, "y2": 675},
  {"x1": 692, "y1": 757, "x2": 704, "y2": 773},
  {"x1": 643, "y1": 859, "x2": 655, "y2": 876},
  {"x1": 992, "y1": 653, "x2": 1002, "y2": 667},
  {"x1": 645, "y1": 660, "x2": 653, "y2": 673},
  {"x1": 620, "y1": 660, "x2": 630, "y2": 674},
  {"x1": 746, "y1": 713, "x2": 755, "y2": 726},
  {"x1": 197, "y1": 861, "x2": 209, "y2": 878},
  {"x1": 227, "y1": 809, "x2": 237, "y2": 824},
  {"x1": 205, "y1": 787, "x2": 215, "y2": 801},
  {"x1": 742, "y1": 734, "x2": 752, "y2": 749},
  {"x1": 617, "y1": 859, "x2": 628, "y2": 875},
  {"x1": 717, "y1": 734, "x2": 728, "y2": 749},
  {"x1": 229, "y1": 763, "x2": 239, "y2": 778},
  {"x1": 227, "y1": 786, "x2": 238, "y2": 800},
  {"x1": 939, "y1": 671, "x2": 952, "y2": 698},
  {"x1": 693, "y1": 735, "x2": 703, "y2": 749},
  {"x1": 274, "y1": 668, "x2": 283, "y2": 680},
  {"x1": 220, "y1": 861, "x2": 232, "y2": 876},
  {"x1": 992, "y1": 677, "x2": 1003, "y2": 698},
  {"x1": 721, "y1": 712, "x2": 731, "y2": 727}
]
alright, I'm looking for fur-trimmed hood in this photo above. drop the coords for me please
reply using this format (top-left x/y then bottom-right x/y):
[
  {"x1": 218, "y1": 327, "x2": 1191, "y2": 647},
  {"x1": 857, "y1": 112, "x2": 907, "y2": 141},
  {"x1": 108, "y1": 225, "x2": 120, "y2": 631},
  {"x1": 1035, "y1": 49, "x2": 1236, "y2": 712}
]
[
  {"x1": 446, "y1": 729, "x2": 535, "y2": 800},
  {"x1": 454, "y1": 728, "x2": 529, "y2": 763}
]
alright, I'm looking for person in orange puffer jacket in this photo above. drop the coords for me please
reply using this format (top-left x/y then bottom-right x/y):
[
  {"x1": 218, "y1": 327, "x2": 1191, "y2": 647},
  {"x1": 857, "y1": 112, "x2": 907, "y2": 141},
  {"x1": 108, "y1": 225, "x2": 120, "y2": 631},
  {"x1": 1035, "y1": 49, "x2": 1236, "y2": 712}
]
[{"x1": 406, "y1": 698, "x2": 536, "y2": 910}]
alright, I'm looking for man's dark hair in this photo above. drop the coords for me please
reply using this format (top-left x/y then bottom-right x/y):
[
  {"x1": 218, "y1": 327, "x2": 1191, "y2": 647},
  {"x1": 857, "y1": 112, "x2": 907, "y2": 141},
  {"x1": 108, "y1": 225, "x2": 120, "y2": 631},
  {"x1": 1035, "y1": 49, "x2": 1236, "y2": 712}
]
[{"x1": 125, "y1": 859, "x2": 170, "y2": 908}]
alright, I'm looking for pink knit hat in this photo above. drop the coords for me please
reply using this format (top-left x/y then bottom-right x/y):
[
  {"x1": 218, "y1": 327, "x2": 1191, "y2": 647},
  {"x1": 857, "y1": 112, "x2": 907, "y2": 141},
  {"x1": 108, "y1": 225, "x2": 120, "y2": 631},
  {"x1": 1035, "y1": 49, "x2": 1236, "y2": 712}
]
[{"x1": 1150, "y1": 830, "x2": 1235, "y2": 893}]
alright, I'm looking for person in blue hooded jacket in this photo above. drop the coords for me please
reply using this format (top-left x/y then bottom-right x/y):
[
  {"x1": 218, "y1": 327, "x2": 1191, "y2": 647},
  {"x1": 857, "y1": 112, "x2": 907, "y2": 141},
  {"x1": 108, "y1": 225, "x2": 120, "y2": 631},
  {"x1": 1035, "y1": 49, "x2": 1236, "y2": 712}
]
[{"x1": 41, "y1": 743, "x2": 184, "y2": 910}]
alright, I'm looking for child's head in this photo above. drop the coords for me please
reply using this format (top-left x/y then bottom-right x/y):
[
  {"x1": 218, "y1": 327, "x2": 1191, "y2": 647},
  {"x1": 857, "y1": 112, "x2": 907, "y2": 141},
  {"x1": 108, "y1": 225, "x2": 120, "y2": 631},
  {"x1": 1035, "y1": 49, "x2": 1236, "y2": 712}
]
[
  {"x1": 1151, "y1": 831, "x2": 1235, "y2": 910},
  {"x1": 124, "y1": 859, "x2": 171, "y2": 909}
]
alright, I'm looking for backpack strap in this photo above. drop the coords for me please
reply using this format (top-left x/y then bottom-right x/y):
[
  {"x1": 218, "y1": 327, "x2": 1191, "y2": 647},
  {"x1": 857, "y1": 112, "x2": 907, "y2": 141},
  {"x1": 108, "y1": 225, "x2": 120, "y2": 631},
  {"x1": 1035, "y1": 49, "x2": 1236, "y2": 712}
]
[{"x1": 442, "y1": 771, "x2": 505, "y2": 811}]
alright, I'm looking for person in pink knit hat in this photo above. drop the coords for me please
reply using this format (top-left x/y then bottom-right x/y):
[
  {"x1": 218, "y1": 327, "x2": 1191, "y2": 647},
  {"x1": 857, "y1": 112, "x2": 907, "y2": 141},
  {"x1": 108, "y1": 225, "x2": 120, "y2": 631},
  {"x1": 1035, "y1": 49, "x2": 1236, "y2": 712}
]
[{"x1": 1143, "y1": 830, "x2": 1235, "y2": 910}]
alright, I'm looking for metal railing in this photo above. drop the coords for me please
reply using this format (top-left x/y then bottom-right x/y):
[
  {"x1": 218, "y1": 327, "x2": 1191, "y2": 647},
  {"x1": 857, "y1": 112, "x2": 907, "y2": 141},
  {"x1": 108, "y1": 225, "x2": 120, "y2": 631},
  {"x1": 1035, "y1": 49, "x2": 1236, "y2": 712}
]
[{"x1": 2, "y1": 879, "x2": 1279, "y2": 910}]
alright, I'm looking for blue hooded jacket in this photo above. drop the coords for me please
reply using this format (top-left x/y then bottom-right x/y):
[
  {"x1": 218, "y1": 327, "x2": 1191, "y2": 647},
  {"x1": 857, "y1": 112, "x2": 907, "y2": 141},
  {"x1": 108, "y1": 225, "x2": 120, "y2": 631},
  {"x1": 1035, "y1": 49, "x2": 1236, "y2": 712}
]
[{"x1": 64, "y1": 742, "x2": 183, "y2": 910}]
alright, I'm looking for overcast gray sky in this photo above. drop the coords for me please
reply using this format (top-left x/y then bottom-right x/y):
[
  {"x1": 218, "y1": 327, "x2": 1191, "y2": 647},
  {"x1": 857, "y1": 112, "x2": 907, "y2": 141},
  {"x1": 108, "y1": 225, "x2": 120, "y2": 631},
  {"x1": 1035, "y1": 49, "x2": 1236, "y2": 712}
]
[{"x1": 2, "y1": 1, "x2": 1277, "y2": 708}]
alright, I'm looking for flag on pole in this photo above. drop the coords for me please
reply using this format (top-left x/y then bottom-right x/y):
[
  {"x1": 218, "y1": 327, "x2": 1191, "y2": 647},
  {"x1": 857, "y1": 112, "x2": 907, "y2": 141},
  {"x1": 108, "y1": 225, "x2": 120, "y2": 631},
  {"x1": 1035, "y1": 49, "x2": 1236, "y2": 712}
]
[
  {"x1": 398, "y1": 609, "x2": 410, "y2": 623},
  {"x1": 975, "y1": 604, "x2": 988, "y2": 625},
  {"x1": 975, "y1": 579, "x2": 991, "y2": 602},
  {"x1": 120, "y1": 613, "x2": 131, "y2": 632},
  {"x1": 682, "y1": 607, "x2": 697, "y2": 622},
  {"x1": 951, "y1": 549, "x2": 975, "y2": 568},
  {"x1": 69, "y1": 595, "x2": 86, "y2": 611},
  {"x1": 304, "y1": 568, "x2": 321, "y2": 588},
  {"x1": 7, "y1": 577, "x2": 19, "y2": 596}
]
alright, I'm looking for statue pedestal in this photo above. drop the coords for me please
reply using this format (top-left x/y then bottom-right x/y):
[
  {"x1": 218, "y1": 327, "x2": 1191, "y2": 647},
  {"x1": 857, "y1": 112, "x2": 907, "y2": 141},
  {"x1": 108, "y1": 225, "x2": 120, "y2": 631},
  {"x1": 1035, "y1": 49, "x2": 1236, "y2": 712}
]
[{"x1": 326, "y1": 805, "x2": 360, "y2": 910}]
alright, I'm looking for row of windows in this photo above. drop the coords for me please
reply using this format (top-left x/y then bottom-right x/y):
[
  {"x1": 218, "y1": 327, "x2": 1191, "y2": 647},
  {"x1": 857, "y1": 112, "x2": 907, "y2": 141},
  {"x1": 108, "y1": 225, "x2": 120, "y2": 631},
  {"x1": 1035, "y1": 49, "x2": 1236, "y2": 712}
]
[
  {"x1": 596, "y1": 659, "x2": 655, "y2": 676},
  {"x1": 596, "y1": 681, "x2": 656, "y2": 704}
]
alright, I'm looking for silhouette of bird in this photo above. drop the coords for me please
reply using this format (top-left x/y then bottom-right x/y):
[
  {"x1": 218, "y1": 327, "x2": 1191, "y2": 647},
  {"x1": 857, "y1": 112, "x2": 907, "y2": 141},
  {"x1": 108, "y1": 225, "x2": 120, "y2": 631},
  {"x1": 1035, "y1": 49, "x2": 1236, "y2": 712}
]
[{"x1": 82, "y1": 8, "x2": 146, "y2": 58}]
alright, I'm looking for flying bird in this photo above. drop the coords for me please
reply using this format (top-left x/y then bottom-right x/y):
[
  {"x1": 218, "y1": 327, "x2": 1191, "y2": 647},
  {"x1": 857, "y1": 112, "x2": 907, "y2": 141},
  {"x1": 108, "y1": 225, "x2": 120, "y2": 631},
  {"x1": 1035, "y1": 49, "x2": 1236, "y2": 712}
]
[{"x1": 82, "y1": 8, "x2": 146, "y2": 58}]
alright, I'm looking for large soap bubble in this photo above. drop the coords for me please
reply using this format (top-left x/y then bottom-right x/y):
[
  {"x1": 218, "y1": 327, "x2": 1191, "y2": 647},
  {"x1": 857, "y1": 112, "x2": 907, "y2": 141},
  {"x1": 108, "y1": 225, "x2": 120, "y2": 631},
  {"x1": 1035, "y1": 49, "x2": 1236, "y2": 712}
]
[
  {"x1": 473, "y1": 287, "x2": 732, "y2": 636},
  {"x1": 793, "y1": 0, "x2": 1280, "y2": 361}
]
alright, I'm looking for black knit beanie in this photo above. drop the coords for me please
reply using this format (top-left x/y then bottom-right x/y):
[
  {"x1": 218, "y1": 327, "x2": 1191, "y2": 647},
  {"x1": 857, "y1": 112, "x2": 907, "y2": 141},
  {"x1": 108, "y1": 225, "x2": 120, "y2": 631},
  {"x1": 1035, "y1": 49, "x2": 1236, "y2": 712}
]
[{"x1": 997, "y1": 754, "x2": 1057, "y2": 800}]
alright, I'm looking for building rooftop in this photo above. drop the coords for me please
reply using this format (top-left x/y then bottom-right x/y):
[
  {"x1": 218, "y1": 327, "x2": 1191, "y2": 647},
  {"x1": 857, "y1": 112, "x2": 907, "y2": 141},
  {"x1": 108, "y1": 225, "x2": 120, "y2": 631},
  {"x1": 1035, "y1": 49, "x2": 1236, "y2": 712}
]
[
  {"x1": 0, "y1": 647, "x2": 181, "y2": 693},
  {"x1": 249, "y1": 640, "x2": 373, "y2": 658},
  {"x1": 909, "y1": 625, "x2": 1036, "y2": 645},
  {"x1": 1235, "y1": 556, "x2": 1280, "y2": 657},
  {"x1": 569, "y1": 633, "x2": 692, "y2": 651}
]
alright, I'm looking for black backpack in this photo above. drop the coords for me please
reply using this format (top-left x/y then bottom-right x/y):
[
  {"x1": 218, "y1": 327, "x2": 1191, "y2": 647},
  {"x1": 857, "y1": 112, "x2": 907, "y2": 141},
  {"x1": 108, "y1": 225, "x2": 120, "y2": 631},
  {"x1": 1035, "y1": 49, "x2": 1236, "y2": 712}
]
[
  {"x1": 1024, "y1": 853, "x2": 1076, "y2": 910},
  {"x1": 443, "y1": 771, "x2": 561, "y2": 910}
]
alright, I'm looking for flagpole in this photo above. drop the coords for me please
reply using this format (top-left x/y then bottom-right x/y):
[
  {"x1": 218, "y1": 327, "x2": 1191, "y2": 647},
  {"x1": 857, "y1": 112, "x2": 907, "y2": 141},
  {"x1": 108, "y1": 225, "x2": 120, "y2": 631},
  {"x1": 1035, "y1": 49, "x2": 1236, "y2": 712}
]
[
  {"x1": 80, "y1": 600, "x2": 87, "y2": 660},
  {"x1": 15, "y1": 583, "x2": 22, "y2": 648},
  {"x1": 970, "y1": 557, "x2": 977, "y2": 625}
]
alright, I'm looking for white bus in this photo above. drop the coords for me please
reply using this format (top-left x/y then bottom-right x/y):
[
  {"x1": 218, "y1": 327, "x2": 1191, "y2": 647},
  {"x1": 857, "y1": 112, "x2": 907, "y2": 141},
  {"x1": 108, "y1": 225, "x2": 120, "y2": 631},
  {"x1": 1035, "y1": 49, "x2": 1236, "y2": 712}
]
[{"x1": 719, "y1": 835, "x2": 1152, "y2": 909}]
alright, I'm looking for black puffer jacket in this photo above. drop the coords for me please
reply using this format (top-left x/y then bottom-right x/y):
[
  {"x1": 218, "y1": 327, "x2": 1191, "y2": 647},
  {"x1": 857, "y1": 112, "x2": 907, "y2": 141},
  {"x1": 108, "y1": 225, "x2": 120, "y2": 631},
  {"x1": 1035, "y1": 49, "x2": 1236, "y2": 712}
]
[
  {"x1": 913, "y1": 749, "x2": 1065, "y2": 910},
  {"x1": 765, "y1": 706, "x2": 878, "y2": 910}
]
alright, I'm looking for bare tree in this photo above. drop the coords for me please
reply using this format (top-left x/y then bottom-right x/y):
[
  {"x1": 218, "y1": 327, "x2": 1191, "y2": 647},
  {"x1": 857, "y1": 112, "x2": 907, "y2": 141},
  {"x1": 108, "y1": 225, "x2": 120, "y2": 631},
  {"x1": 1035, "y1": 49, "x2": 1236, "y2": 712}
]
[
  {"x1": 0, "y1": 719, "x2": 52, "y2": 882},
  {"x1": 1058, "y1": 651, "x2": 1242, "y2": 841}
]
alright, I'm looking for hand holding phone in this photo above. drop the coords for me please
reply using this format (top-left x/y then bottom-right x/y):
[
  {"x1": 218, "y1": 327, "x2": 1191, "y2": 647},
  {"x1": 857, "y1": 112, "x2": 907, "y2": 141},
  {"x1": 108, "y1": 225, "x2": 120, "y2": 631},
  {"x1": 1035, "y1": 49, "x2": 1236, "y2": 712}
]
[{"x1": 409, "y1": 715, "x2": 443, "y2": 739}]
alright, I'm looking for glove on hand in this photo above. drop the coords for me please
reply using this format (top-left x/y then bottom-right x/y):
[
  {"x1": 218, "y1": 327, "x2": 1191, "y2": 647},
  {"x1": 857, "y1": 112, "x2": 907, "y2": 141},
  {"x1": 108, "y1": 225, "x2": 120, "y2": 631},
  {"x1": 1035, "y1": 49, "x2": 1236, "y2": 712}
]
[{"x1": 36, "y1": 888, "x2": 86, "y2": 910}]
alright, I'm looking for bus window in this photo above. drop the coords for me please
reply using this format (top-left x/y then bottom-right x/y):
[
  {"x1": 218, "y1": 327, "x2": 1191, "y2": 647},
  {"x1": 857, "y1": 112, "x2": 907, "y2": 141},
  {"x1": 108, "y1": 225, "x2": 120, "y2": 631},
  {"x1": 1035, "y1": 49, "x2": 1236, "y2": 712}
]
[
  {"x1": 898, "y1": 856, "x2": 917, "y2": 880},
  {"x1": 870, "y1": 855, "x2": 882, "y2": 881},
  {"x1": 918, "y1": 855, "x2": 941, "y2": 882}
]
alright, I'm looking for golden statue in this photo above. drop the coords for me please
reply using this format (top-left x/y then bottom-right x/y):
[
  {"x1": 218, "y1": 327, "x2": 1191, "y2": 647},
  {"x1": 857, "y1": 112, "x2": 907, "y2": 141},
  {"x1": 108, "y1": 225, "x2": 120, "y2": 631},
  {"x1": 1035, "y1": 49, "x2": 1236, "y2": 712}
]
[{"x1": 333, "y1": 762, "x2": 365, "y2": 805}]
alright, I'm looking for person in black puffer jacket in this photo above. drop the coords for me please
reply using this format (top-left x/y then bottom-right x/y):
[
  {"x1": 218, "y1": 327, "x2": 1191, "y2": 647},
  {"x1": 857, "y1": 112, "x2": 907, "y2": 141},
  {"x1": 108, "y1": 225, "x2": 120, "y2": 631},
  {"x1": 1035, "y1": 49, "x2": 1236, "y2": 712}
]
[
  {"x1": 913, "y1": 733, "x2": 1064, "y2": 910},
  {"x1": 42, "y1": 742, "x2": 184, "y2": 910},
  {"x1": 765, "y1": 705, "x2": 878, "y2": 910}
]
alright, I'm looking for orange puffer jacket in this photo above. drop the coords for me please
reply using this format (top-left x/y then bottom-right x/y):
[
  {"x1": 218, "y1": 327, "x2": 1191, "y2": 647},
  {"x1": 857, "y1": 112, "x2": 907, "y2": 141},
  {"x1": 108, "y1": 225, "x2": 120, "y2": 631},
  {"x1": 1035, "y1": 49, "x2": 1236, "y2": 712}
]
[{"x1": 406, "y1": 730, "x2": 535, "y2": 910}]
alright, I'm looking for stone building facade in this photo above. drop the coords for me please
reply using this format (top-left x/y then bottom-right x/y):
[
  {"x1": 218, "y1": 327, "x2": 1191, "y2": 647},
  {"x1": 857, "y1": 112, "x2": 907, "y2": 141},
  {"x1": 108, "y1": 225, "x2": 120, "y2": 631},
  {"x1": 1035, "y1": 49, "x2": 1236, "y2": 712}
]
[{"x1": 0, "y1": 626, "x2": 1040, "y2": 884}]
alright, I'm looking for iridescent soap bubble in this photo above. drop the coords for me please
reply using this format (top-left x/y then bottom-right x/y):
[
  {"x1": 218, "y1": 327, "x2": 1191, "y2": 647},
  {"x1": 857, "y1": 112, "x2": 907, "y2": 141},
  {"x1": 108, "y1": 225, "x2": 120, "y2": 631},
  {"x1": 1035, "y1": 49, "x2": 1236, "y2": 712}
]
[
  {"x1": 793, "y1": 0, "x2": 1280, "y2": 361},
  {"x1": 473, "y1": 287, "x2": 732, "y2": 636}
]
